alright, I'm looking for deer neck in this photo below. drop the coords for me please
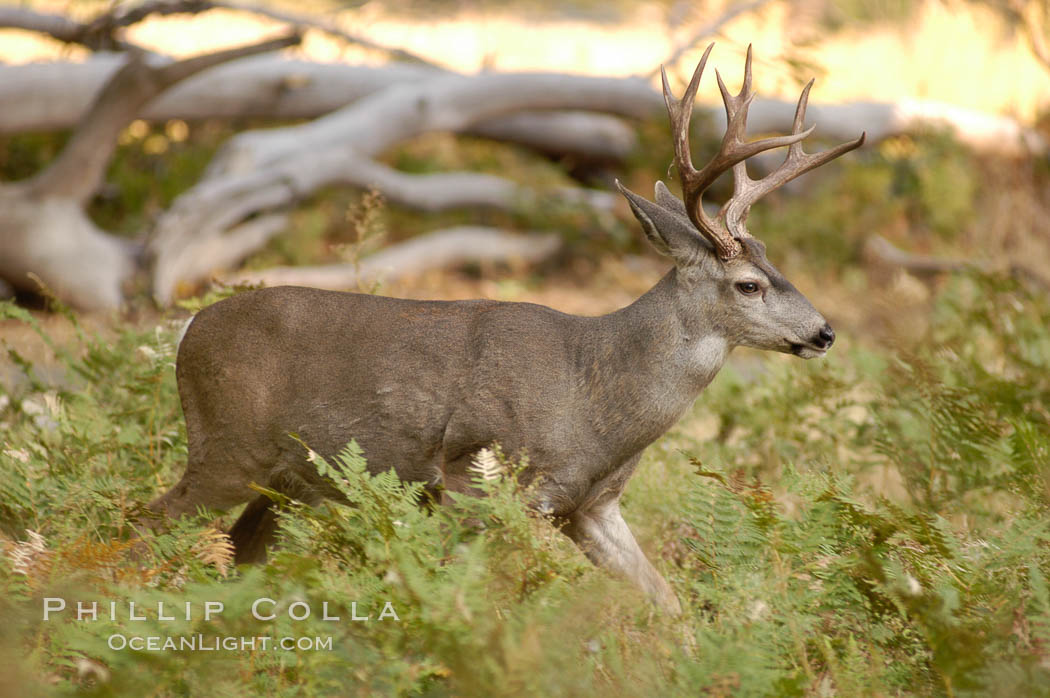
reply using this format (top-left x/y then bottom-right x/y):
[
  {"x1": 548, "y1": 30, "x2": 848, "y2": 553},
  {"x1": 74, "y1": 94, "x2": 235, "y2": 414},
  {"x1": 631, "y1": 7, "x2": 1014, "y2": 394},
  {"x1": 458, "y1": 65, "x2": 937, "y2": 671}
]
[{"x1": 584, "y1": 267, "x2": 730, "y2": 451}]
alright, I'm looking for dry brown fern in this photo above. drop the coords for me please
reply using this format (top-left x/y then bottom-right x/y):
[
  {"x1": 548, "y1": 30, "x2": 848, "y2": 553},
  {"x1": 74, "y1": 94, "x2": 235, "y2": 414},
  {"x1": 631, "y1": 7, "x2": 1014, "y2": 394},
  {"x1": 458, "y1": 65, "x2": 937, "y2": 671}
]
[
  {"x1": 191, "y1": 528, "x2": 235, "y2": 578},
  {"x1": 60, "y1": 536, "x2": 136, "y2": 582},
  {"x1": 470, "y1": 447, "x2": 504, "y2": 482},
  {"x1": 5, "y1": 529, "x2": 53, "y2": 589}
]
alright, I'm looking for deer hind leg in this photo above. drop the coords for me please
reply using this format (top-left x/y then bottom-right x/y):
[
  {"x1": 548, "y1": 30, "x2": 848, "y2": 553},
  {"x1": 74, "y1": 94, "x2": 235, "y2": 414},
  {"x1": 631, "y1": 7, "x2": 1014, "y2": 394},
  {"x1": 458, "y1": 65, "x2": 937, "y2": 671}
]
[
  {"x1": 227, "y1": 495, "x2": 279, "y2": 564},
  {"x1": 224, "y1": 464, "x2": 326, "y2": 564},
  {"x1": 563, "y1": 498, "x2": 682, "y2": 615}
]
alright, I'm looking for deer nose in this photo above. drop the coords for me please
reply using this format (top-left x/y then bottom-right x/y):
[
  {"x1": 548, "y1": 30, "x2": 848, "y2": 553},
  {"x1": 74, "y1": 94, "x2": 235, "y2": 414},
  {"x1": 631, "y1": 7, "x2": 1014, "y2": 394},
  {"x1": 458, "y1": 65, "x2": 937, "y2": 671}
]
[{"x1": 813, "y1": 324, "x2": 835, "y2": 350}]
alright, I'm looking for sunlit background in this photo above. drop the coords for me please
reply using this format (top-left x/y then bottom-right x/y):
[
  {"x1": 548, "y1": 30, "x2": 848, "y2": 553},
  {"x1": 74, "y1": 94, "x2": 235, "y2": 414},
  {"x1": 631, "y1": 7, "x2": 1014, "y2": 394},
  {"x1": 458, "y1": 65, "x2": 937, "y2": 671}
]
[{"x1": 3, "y1": 0, "x2": 1049, "y2": 117}]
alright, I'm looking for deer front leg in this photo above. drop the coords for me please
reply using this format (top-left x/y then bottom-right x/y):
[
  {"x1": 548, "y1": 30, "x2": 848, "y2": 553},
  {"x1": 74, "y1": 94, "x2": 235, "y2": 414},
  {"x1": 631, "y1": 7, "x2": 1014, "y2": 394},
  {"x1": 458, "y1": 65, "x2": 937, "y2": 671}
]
[{"x1": 564, "y1": 498, "x2": 682, "y2": 615}]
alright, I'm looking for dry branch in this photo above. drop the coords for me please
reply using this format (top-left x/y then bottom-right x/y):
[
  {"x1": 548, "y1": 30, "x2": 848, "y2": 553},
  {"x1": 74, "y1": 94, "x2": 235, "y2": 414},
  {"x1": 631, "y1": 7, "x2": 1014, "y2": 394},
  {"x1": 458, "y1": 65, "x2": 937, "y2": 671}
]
[
  {"x1": 863, "y1": 234, "x2": 1050, "y2": 292},
  {"x1": 307, "y1": 158, "x2": 618, "y2": 212},
  {"x1": 223, "y1": 227, "x2": 562, "y2": 290},
  {"x1": 27, "y1": 34, "x2": 300, "y2": 205},
  {"x1": 0, "y1": 5, "x2": 142, "y2": 51},
  {"x1": 466, "y1": 110, "x2": 638, "y2": 161},
  {"x1": 0, "y1": 0, "x2": 441, "y2": 68},
  {"x1": 863, "y1": 235, "x2": 971, "y2": 275},
  {"x1": 1, "y1": 56, "x2": 1041, "y2": 158},
  {"x1": 148, "y1": 70, "x2": 661, "y2": 303},
  {"x1": 203, "y1": 71, "x2": 661, "y2": 177},
  {"x1": 0, "y1": 34, "x2": 299, "y2": 310},
  {"x1": 0, "y1": 6, "x2": 92, "y2": 42},
  {"x1": 0, "y1": 1, "x2": 230, "y2": 52},
  {"x1": 0, "y1": 57, "x2": 637, "y2": 161}
]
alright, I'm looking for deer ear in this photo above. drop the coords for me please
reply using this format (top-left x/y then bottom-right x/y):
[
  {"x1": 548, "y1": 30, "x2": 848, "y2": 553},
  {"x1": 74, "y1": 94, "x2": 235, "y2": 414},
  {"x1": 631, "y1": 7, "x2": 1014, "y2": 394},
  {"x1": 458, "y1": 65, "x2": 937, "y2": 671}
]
[
  {"x1": 653, "y1": 180, "x2": 689, "y2": 217},
  {"x1": 616, "y1": 180, "x2": 708, "y2": 264}
]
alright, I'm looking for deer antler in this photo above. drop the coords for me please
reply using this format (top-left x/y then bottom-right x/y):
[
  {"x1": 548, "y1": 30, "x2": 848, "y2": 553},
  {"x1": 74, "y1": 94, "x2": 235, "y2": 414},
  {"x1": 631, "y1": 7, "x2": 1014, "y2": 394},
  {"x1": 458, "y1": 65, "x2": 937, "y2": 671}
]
[{"x1": 662, "y1": 44, "x2": 866, "y2": 261}]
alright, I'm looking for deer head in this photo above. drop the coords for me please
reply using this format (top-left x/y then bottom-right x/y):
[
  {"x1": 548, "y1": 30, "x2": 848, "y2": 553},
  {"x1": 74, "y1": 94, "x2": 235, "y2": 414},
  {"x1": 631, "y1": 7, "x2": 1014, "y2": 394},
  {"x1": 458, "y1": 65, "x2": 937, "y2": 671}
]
[{"x1": 618, "y1": 44, "x2": 864, "y2": 358}]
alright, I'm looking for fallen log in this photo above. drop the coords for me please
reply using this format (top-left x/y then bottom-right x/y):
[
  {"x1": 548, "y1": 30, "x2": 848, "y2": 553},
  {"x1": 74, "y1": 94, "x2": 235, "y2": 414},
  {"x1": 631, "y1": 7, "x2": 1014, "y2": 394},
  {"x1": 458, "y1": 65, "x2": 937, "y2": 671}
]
[{"x1": 223, "y1": 226, "x2": 562, "y2": 290}]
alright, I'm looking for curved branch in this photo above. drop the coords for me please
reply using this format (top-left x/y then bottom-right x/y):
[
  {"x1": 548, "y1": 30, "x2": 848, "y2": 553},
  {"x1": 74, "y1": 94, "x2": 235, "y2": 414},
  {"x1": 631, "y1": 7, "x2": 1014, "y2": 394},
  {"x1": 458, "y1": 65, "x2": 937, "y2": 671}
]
[
  {"x1": 204, "y1": 71, "x2": 661, "y2": 177},
  {"x1": 0, "y1": 6, "x2": 89, "y2": 42},
  {"x1": 0, "y1": 1, "x2": 221, "y2": 52},
  {"x1": 0, "y1": 0, "x2": 440, "y2": 69},
  {"x1": 0, "y1": 6, "x2": 141, "y2": 51},
  {"x1": 148, "y1": 152, "x2": 612, "y2": 304},
  {"x1": 467, "y1": 110, "x2": 637, "y2": 161},
  {"x1": 26, "y1": 33, "x2": 300, "y2": 205},
  {"x1": 306, "y1": 158, "x2": 616, "y2": 212},
  {"x1": 223, "y1": 227, "x2": 562, "y2": 290},
  {"x1": 0, "y1": 57, "x2": 637, "y2": 161}
]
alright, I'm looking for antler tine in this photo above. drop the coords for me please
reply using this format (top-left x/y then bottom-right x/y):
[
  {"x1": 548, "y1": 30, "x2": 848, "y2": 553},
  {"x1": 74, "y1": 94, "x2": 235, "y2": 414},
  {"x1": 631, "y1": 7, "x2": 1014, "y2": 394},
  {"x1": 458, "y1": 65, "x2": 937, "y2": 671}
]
[
  {"x1": 714, "y1": 44, "x2": 754, "y2": 147},
  {"x1": 660, "y1": 43, "x2": 713, "y2": 187},
  {"x1": 662, "y1": 43, "x2": 746, "y2": 260},
  {"x1": 665, "y1": 44, "x2": 816, "y2": 260},
  {"x1": 723, "y1": 77, "x2": 867, "y2": 237},
  {"x1": 658, "y1": 44, "x2": 863, "y2": 260},
  {"x1": 708, "y1": 44, "x2": 817, "y2": 184}
]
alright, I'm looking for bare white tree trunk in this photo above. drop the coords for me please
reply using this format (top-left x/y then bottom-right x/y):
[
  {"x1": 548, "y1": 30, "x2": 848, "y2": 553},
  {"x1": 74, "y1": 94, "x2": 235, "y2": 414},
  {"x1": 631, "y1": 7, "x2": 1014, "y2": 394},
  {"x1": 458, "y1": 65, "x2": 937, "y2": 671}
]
[
  {"x1": 0, "y1": 56, "x2": 638, "y2": 162},
  {"x1": 3, "y1": 56, "x2": 1040, "y2": 158},
  {"x1": 0, "y1": 188, "x2": 137, "y2": 310},
  {"x1": 0, "y1": 35, "x2": 301, "y2": 311},
  {"x1": 199, "y1": 72, "x2": 661, "y2": 177},
  {"x1": 147, "y1": 71, "x2": 661, "y2": 304},
  {"x1": 738, "y1": 98, "x2": 1045, "y2": 157}
]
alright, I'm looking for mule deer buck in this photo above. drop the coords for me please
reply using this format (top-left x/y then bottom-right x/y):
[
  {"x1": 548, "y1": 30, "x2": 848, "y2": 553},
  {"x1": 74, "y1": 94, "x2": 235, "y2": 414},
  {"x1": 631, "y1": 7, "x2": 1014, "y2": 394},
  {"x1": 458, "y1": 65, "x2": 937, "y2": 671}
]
[{"x1": 149, "y1": 44, "x2": 863, "y2": 613}]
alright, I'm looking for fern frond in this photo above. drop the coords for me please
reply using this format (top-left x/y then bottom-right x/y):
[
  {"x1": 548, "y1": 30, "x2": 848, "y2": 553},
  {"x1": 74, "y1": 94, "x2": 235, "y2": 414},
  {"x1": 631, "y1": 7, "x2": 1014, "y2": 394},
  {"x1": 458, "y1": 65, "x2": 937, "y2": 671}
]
[
  {"x1": 7, "y1": 529, "x2": 52, "y2": 585},
  {"x1": 470, "y1": 447, "x2": 504, "y2": 482},
  {"x1": 191, "y1": 528, "x2": 235, "y2": 578},
  {"x1": 60, "y1": 536, "x2": 135, "y2": 577}
]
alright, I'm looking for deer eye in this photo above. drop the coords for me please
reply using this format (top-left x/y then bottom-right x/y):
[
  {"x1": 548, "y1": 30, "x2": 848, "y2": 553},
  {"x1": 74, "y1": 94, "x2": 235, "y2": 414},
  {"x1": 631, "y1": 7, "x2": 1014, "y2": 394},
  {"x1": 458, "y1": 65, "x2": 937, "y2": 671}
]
[{"x1": 736, "y1": 281, "x2": 761, "y2": 295}]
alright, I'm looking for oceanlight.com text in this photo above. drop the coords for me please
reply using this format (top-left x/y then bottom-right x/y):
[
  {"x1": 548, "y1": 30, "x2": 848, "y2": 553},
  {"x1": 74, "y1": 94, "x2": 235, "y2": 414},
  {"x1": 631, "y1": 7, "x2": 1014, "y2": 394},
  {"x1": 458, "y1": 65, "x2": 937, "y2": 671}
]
[{"x1": 107, "y1": 634, "x2": 334, "y2": 652}]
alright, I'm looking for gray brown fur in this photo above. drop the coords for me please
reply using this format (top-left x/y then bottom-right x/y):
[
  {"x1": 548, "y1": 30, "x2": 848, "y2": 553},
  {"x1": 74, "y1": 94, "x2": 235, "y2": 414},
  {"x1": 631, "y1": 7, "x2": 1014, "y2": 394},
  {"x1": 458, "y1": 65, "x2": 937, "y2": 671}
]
[
  {"x1": 150, "y1": 192, "x2": 835, "y2": 614},
  {"x1": 149, "y1": 47, "x2": 858, "y2": 614}
]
